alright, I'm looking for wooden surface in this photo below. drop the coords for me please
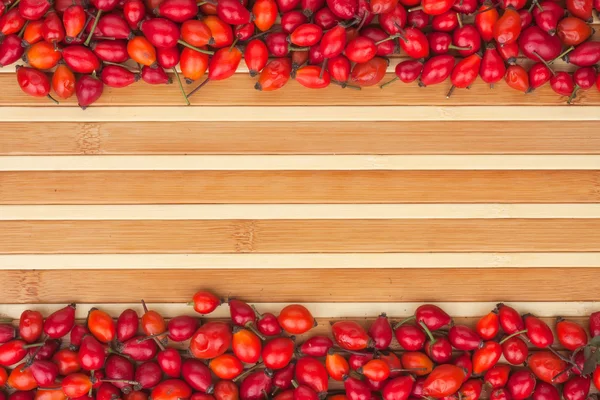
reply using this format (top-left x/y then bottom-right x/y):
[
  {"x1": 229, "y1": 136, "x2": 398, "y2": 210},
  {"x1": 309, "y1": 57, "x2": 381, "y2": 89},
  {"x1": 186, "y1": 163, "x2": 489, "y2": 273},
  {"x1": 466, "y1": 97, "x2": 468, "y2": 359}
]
[{"x1": 1, "y1": 49, "x2": 600, "y2": 315}]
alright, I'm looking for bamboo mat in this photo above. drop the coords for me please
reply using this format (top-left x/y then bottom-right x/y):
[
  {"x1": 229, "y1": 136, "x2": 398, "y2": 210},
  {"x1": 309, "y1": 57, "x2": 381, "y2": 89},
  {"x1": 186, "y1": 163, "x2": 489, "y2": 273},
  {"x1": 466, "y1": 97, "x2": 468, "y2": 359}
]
[{"x1": 1, "y1": 50, "x2": 599, "y2": 316}]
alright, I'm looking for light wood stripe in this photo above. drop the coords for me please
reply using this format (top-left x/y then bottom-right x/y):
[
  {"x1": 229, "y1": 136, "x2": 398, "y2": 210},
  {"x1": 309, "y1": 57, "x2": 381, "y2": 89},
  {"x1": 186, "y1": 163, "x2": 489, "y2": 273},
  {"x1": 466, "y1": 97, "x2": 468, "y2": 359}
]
[
  {"x1": 3, "y1": 171, "x2": 599, "y2": 204},
  {"x1": 1, "y1": 253, "x2": 599, "y2": 270},
  {"x1": 4, "y1": 204, "x2": 600, "y2": 220},
  {"x1": 3, "y1": 155, "x2": 600, "y2": 171},
  {"x1": 0, "y1": 268, "x2": 597, "y2": 302},
  {"x1": 2, "y1": 121, "x2": 600, "y2": 155},
  {"x1": 2, "y1": 106, "x2": 600, "y2": 122},
  {"x1": 3, "y1": 76, "x2": 600, "y2": 106},
  {"x1": 0, "y1": 302, "x2": 597, "y2": 318},
  {"x1": 2, "y1": 219, "x2": 600, "y2": 253}
]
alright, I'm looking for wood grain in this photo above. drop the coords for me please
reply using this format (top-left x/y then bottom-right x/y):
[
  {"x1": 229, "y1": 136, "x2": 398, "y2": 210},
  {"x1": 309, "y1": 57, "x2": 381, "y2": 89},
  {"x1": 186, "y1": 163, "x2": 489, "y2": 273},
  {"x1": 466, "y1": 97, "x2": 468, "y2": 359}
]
[
  {"x1": 1, "y1": 219, "x2": 600, "y2": 253},
  {"x1": 0, "y1": 268, "x2": 598, "y2": 302},
  {"x1": 2, "y1": 171, "x2": 599, "y2": 204},
  {"x1": 2, "y1": 73, "x2": 600, "y2": 106},
  {"x1": 2, "y1": 121, "x2": 600, "y2": 155}
]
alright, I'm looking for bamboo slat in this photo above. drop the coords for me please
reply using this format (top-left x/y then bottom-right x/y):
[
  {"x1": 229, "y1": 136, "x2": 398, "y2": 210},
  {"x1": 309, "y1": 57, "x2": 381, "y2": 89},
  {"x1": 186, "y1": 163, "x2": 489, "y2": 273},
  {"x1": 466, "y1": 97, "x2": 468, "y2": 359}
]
[
  {"x1": 1, "y1": 121, "x2": 600, "y2": 155},
  {"x1": 1, "y1": 219, "x2": 600, "y2": 253},
  {"x1": 2, "y1": 170, "x2": 599, "y2": 204},
  {"x1": 0, "y1": 268, "x2": 596, "y2": 303}
]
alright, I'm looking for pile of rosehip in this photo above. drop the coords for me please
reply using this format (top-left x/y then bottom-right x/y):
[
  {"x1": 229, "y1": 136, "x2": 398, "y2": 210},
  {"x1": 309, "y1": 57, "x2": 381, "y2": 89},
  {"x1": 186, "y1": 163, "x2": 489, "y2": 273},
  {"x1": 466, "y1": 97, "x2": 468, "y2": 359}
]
[
  {"x1": 0, "y1": 0, "x2": 599, "y2": 107},
  {"x1": 1, "y1": 295, "x2": 600, "y2": 400}
]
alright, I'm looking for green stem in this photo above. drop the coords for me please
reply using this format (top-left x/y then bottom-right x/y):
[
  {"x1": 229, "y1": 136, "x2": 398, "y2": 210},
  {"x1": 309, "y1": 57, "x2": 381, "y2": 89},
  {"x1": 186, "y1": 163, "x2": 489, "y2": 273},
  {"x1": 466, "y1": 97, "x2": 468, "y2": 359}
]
[
  {"x1": 22, "y1": 342, "x2": 45, "y2": 349},
  {"x1": 419, "y1": 320, "x2": 437, "y2": 344},
  {"x1": 229, "y1": 37, "x2": 239, "y2": 52},
  {"x1": 8, "y1": 0, "x2": 21, "y2": 10},
  {"x1": 499, "y1": 329, "x2": 528, "y2": 344},
  {"x1": 84, "y1": 9, "x2": 102, "y2": 47},
  {"x1": 172, "y1": 68, "x2": 190, "y2": 106},
  {"x1": 177, "y1": 40, "x2": 215, "y2": 55},
  {"x1": 186, "y1": 77, "x2": 210, "y2": 99},
  {"x1": 393, "y1": 315, "x2": 416, "y2": 329},
  {"x1": 531, "y1": 51, "x2": 556, "y2": 76},
  {"x1": 551, "y1": 46, "x2": 575, "y2": 64},
  {"x1": 47, "y1": 95, "x2": 59, "y2": 104},
  {"x1": 380, "y1": 76, "x2": 399, "y2": 89},
  {"x1": 18, "y1": 21, "x2": 28, "y2": 38},
  {"x1": 567, "y1": 86, "x2": 578, "y2": 104},
  {"x1": 233, "y1": 362, "x2": 264, "y2": 383},
  {"x1": 375, "y1": 35, "x2": 401, "y2": 45},
  {"x1": 288, "y1": 46, "x2": 310, "y2": 51}
]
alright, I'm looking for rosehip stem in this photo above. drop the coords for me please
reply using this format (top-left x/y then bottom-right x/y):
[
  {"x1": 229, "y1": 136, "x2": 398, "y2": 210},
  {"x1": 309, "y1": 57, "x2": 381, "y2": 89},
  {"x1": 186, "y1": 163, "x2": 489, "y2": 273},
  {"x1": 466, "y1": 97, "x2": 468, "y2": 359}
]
[
  {"x1": 173, "y1": 67, "x2": 190, "y2": 106},
  {"x1": 375, "y1": 34, "x2": 405, "y2": 45},
  {"x1": 390, "y1": 368, "x2": 428, "y2": 372},
  {"x1": 419, "y1": 320, "x2": 437, "y2": 344},
  {"x1": 499, "y1": 329, "x2": 528, "y2": 345},
  {"x1": 393, "y1": 315, "x2": 416, "y2": 329},
  {"x1": 552, "y1": 366, "x2": 573, "y2": 382},
  {"x1": 552, "y1": 46, "x2": 575, "y2": 64},
  {"x1": 245, "y1": 322, "x2": 267, "y2": 341},
  {"x1": 531, "y1": 51, "x2": 556, "y2": 76},
  {"x1": 22, "y1": 342, "x2": 45, "y2": 349},
  {"x1": 8, "y1": 0, "x2": 21, "y2": 10},
  {"x1": 177, "y1": 40, "x2": 215, "y2": 55},
  {"x1": 102, "y1": 380, "x2": 141, "y2": 385},
  {"x1": 567, "y1": 86, "x2": 579, "y2": 104},
  {"x1": 333, "y1": 346, "x2": 374, "y2": 355},
  {"x1": 547, "y1": 346, "x2": 576, "y2": 366},
  {"x1": 84, "y1": 9, "x2": 102, "y2": 47},
  {"x1": 380, "y1": 76, "x2": 399, "y2": 88},
  {"x1": 233, "y1": 362, "x2": 264, "y2": 383}
]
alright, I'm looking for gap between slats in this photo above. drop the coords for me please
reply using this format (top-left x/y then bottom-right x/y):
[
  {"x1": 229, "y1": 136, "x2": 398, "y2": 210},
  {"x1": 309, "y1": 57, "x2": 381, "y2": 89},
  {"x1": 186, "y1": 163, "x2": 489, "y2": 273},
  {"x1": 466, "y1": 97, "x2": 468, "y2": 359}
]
[
  {"x1": 2, "y1": 204, "x2": 600, "y2": 219},
  {"x1": 2, "y1": 155, "x2": 600, "y2": 170},
  {"x1": 1, "y1": 106, "x2": 599, "y2": 121},
  {"x1": 0, "y1": 253, "x2": 599, "y2": 269}
]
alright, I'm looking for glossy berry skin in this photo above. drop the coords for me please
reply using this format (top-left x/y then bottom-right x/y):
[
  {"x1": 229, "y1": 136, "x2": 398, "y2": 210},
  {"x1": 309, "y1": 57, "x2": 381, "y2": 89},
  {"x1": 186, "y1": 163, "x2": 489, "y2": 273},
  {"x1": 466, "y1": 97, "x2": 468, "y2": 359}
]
[
  {"x1": 189, "y1": 322, "x2": 232, "y2": 359},
  {"x1": 393, "y1": 60, "x2": 423, "y2": 83},
  {"x1": 62, "y1": 373, "x2": 92, "y2": 398},
  {"x1": 78, "y1": 335, "x2": 106, "y2": 371},
  {"x1": 295, "y1": 357, "x2": 328, "y2": 394},
  {"x1": 507, "y1": 370, "x2": 535, "y2": 400},
  {"x1": 424, "y1": 336, "x2": 452, "y2": 363},
  {"x1": 422, "y1": 365, "x2": 466, "y2": 398},
  {"x1": 557, "y1": 17, "x2": 593, "y2": 46},
  {"x1": 332, "y1": 321, "x2": 370, "y2": 351},
  {"x1": 262, "y1": 337, "x2": 295, "y2": 370},
  {"x1": 533, "y1": 381, "x2": 560, "y2": 400},
  {"x1": 359, "y1": 359, "x2": 390, "y2": 382},
  {"x1": 564, "y1": 42, "x2": 600, "y2": 67},
  {"x1": 345, "y1": 37, "x2": 377, "y2": 63},
  {"x1": 136, "y1": 361, "x2": 163, "y2": 389},
  {"x1": 563, "y1": 376, "x2": 590, "y2": 400},
  {"x1": 519, "y1": 26, "x2": 562, "y2": 61},
  {"x1": 255, "y1": 58, "x2": 292, "y2": 91},
  {"x1": 524, "y1": 315, "x2": 554, "y2": 348},
  {"x1": 419, "y1": 55, "x2": 454, "y2": 87},
  {"x1": 208, "y1": 354, "x2": 243, "y2": 380},
  {"x1": 394, "y1": 323, "x2": 426, "y2": 350},
  {"x1": 298, "y1": 336, "x2": 334, "y2": 357},
  {"x1": 368, "y1": 314, "x2": 394, "y2": 350},
  {"x1": 181, "y1": 359, "x2": 213, "y2": 393},
  {"x1": 343, "y1": 376, "x2": 371, "y2": 400},
  {"x1": 528, "y1": 351, "x2": 568, "y2": 384},
  {"x1": 232, "y1": 328, "x2": 261, "y2": 364},
  {"x1": 348, "y1": 353, "x2": 374, "y2": 371},
  {"x1": 382, "y1": 376, "x2": 415, "y2": 400},
  {"x1": 152, "y1": 379, "x2": 193, "y2": 400},
  {"x1": 472, "y1": 341, "x2": 502, "y2": 374},
  {"x1": 452, "y1": 352, "x2": 473, "y2": 380},
  {"x1": 87, "y1": 308, "x2": 116, "y2": 343},
  {"x1": 493, "y1": 7, "x2": 521, "y2": 45},
  {"x1": 240, "y1": 370, "x2": 273, "y2": 400},
  {"x1": 480, "y1": 46, "x2": 506, "y2": 86},
  {"x1": 590, "y1": 312, "x2": 600, "y2": 338},
  {"x1": 556, "y1": 318, "x2": 587, "y2": 350},
  {"x1": 278, "y1": 305, "x2": 315, "y2": 335},
  {"x1": 326, "y1": 352, "x2": 350, "y2": 381},
  {"x1": 501, "y1": 336, "x2": 528, "y2": 365},
  {"x1": 491, "y1": 388, "x2": 511, "y2": 400},
  {"x1": 448, "y1": 325, "x2": 482, "y2": 351},
  {"x1": 399, "y1": 28, "x2": 429, "y2": 59},
  {"x1": 62, "y1": 46, "x2": 101, "y2": 74},
  {"x1": 116, "y1": 309, "x2": 139, "y2": 343},
  {"x1": 400, "y1": 352, "x2": 434, "y2": 376},
  {"x1": 496, "y1": 304, "x2": 524, "y2": 334},
  {"x1": 192, "y1": 291, "x2": 220, "y2": 314},
  {"x1": 475, "y1": 3, "x2": 499, "y2": 42},
  {"x1": 452, "y1": 25, "x2": 481, "y2": 56},
  {"x1": 528, "y1": 62, "x2": 553, "y2": 91},
  {"x1": 244, "y1": 39, "x2": 269, "y2": 77},
  {"x1": 484, "y1": 364, "x2": 511, "y2": 389},
  {"x1": 19, "y1": 311, "x2": 43, "y2": 344},
  {"x1": 459, "y1": 379, "x2": 483, "y2": 400},
  {"x1": 119, "y1": 335, "x2": 159, "y2": 361},
  {"x1": 44, "y1": 304, "x2": 76, "y2": 339}
]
